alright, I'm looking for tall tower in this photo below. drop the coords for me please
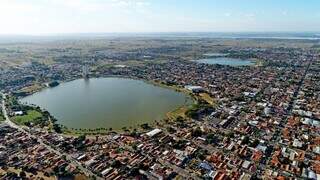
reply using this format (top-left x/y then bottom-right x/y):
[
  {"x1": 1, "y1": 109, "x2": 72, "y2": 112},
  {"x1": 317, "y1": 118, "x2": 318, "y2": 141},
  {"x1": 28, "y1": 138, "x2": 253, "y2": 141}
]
[{"x1": 82, "y1": 65, "x2": 89, "y2": 79}]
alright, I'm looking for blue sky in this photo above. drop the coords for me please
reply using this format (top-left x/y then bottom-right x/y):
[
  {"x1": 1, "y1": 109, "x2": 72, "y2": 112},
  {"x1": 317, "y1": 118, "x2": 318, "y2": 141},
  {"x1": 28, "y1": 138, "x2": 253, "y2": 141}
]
[{"x1": 0, "y1": 0, "x2": 319, "y2": 34}]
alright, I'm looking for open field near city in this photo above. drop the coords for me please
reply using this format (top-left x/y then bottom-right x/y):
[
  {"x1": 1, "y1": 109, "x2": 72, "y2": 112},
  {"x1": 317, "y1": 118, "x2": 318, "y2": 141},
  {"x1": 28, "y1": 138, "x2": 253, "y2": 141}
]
[{"x1": 13, "y1": 110, "x2": 43, "y2": 125}]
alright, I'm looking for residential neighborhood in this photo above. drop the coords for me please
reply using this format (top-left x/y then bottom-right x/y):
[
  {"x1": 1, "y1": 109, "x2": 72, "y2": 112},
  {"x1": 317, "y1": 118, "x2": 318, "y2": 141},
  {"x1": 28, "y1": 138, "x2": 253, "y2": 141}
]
[{"x1": 0, "y1": 37, "x2": 319, "y2": 179}]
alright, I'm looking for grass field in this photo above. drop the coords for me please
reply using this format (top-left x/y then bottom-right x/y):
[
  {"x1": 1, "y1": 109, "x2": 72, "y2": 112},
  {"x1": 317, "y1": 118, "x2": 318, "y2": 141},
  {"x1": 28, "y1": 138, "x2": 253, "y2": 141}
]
[
  {"x1": 18, "y1": 84, "x2": 44, "y2": 94},
  {"x1": 198, "y1": 93, "x2": 215, "y2": 105},
  {"x1": 166, "y1": 106, "x2": 189, "y2": 120},
  {"x1": 13, "y1": 110, "x2": 43, "y2": 125}
]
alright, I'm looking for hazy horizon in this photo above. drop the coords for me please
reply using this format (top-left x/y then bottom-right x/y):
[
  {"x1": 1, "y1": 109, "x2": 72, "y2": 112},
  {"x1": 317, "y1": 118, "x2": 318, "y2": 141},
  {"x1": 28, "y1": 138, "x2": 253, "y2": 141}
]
[
  {"x1": 0, "y1": 32, "x2": 319, "y2": 44},
  {"x1": 1, "y1": 31, "x2": 320, "y2": 36}
]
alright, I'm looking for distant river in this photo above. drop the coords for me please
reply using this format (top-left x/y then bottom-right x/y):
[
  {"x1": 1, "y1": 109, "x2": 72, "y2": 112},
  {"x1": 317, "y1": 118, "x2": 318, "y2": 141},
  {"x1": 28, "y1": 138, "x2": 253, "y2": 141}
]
[
  {"x1": 194, "y1": 57, "x2": 254, "y2": 66},
  {"x1": 20, "y1": 78, "x2": 190, "y2": 130}
]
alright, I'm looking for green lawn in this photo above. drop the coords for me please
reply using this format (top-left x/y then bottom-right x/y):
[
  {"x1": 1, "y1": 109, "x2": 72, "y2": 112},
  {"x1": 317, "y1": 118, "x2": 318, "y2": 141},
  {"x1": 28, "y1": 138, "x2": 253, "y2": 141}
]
[
  {"x1": 0, "y1": 115, "x2": 4, "y2": 122},
  {"x1": 13, "y1": 110, "x2": 43, "y2": 125}
]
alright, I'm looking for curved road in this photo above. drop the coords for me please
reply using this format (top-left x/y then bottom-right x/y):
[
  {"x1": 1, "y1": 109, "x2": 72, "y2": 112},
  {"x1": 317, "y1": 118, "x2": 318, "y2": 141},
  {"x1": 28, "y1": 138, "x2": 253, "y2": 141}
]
[{"x1": 1, "y1": 92, "x2": 102, "y2": 180}]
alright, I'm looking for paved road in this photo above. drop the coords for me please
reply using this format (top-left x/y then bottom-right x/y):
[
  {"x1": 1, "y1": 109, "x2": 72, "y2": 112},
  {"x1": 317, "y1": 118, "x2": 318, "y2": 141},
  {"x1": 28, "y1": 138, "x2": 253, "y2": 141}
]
[{"x1": 1, "y1": 92, "x2": 102, "y2": 180}]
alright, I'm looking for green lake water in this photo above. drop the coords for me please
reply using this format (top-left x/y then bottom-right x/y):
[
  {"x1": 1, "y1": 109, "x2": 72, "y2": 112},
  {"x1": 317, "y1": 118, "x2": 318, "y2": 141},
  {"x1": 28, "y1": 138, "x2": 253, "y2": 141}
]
[{"x1": 21, "y1": 78, "x2": 190, "y2": 130}]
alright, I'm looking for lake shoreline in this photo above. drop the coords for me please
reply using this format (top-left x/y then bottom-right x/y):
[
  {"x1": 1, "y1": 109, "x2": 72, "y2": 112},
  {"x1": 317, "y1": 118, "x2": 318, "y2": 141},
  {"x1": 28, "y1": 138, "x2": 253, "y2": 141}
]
[{"x1": 18, "y1": 76, "x2": 197, "y2": 135}]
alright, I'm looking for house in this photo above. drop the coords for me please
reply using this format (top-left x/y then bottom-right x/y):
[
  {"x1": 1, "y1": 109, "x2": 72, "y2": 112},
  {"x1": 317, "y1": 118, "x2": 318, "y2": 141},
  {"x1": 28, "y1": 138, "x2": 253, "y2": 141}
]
[
  {"x1": 101, "y1": 167, "x2": 113, "y2": 176},
  {"x1": 242, "y1": 160, "x2": 251, "y2": 169}
]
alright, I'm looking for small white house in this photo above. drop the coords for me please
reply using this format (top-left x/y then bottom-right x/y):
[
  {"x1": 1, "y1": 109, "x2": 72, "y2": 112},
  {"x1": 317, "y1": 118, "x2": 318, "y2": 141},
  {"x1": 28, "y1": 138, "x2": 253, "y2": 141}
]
[{"x1": 14, "y1": 111, "x2": 24, "y2": 116}]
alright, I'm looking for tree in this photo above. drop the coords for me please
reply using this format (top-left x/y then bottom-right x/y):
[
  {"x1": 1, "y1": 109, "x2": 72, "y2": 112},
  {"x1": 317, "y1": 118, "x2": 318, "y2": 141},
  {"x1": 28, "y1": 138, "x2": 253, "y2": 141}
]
[
  {"x1": 195, "y1": 149, "x2": 208, "y2": 160},
  {"x1": 166, "y1": 126, "x2": 176, "y2": 134},
  {"x1": 53, "y1": 124, "x2": 62, "y2": 133},
  {"x1": 78, "y1": 135, "x2": 86, "y2": 142},
  {"x1": 132, "y1": 144, "x2": 138, "y2": 150},
  {"x1": 7, "y1": 172, "x2": 18, "y2": 179},
  {"x1": 186, "y1": 109, "x2": 198, "y2": 119},
  {"x1": 206, "y1": 133, "x2": 218, "y2": 144},
  {"x1": 191, "y1": 127, "x2": 202, "y2": 137},
  {"x1": 241, "y1": 136, "x2": 250, "y2": 145},
  {"x1": 226, "y1": 132, "x2": 235, "y2": 138},
  {"x1": 176, "y1": 116, "x2": 184, "y2": 123},
  {"x1": 249, "y1": 139, "x2": 260, "y2": 148},
  {"x1": 172, "y1": 140, "x2": 188, "y2": 150},
  {"x1": 141, "y1": 123, "x2": 150, "y2": 130},
  {"x1": 111, "y1": 160, "x2": 122, "y2": 168},
  {"x1": 19, "y1": 171, "x2": 26, "y2": 178}
]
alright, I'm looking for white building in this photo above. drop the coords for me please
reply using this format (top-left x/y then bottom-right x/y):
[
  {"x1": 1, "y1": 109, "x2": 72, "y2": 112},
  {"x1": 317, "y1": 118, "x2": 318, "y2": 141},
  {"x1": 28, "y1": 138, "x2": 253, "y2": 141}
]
[
  {"x1": 185, "y1": 85, "x2": 204, "y2": 93},
  {"x1": 14, "y1": 111, "x2": 24, "y2": 116},
  {"x1": 146, "y1": 128, "x2": 162, "y2": 137}
]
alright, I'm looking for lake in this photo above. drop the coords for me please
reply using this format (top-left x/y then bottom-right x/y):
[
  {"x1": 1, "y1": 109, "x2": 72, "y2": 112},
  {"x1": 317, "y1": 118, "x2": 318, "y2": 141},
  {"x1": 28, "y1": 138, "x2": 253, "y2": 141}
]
[
  {"x1": 194, "y1": 57, "x2": 254, "y2": 66},
  {"x1": 20, "y1": 78, "x2": 190, "y2": 130}
]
